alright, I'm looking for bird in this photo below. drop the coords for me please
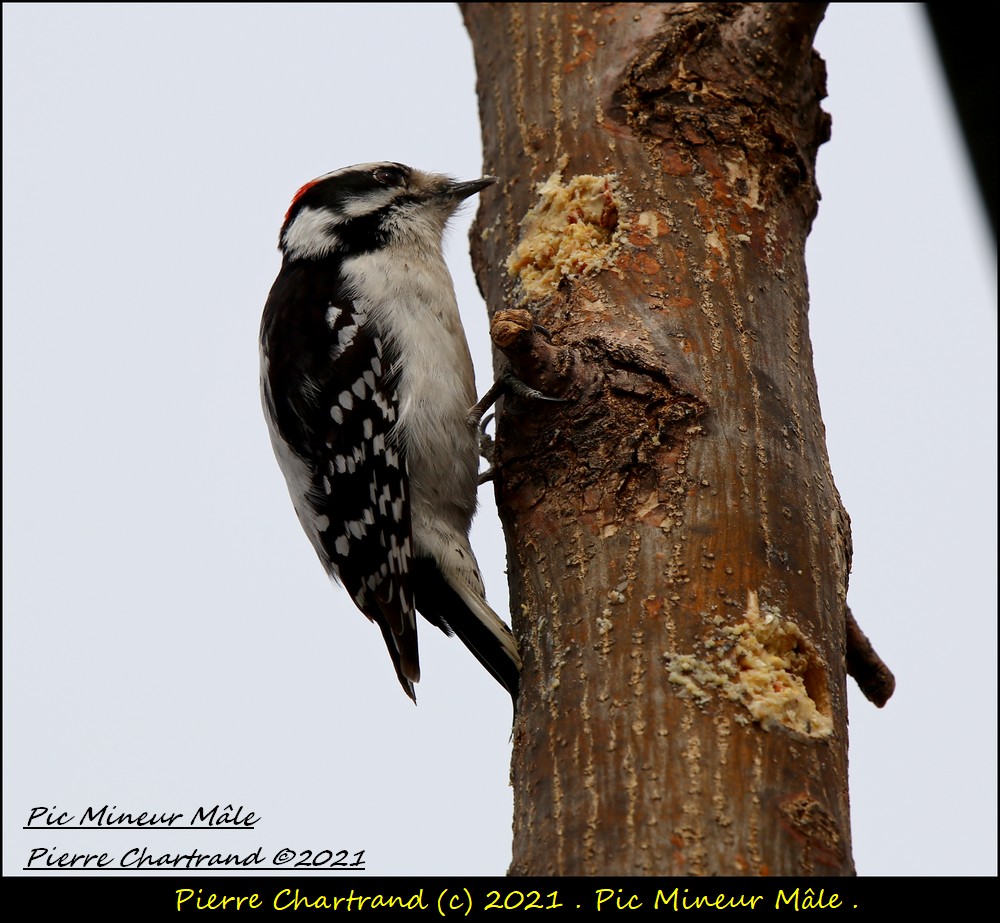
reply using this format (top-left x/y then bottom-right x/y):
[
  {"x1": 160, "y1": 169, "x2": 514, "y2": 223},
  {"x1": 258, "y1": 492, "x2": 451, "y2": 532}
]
[{"x1": 259, "y1": 161, "x2": 521, "y2": 703}]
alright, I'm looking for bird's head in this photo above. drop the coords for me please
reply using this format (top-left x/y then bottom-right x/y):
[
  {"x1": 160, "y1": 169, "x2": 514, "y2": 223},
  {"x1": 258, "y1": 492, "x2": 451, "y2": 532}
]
[{"x1": 278, "y1": 162, "x2": 495, "y2": 262}]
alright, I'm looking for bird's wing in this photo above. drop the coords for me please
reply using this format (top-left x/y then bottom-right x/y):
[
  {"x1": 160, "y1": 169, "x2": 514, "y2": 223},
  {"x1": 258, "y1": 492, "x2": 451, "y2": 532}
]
[{"x1": 261, "y1": 269, "x2": 419, "y2": 699}]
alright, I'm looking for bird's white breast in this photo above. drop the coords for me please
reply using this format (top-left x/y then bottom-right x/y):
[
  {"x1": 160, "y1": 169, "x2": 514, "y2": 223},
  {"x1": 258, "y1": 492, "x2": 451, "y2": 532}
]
[{"x1": 341, "y1": 244, "x2": 479, "y2": 534}]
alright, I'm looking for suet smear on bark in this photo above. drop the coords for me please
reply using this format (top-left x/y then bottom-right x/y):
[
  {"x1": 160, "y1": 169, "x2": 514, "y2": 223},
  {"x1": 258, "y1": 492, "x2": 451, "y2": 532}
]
[
  {"x1": 506, "y1": 156, "x2": 624, "y2": 296},
  {"x1": 664, "y1": 589, "x2": 832, "y2": 738}
]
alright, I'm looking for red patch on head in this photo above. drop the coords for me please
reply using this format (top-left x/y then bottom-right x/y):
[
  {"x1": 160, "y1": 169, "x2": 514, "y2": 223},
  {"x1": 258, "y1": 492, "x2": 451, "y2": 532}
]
[{"x1": 284, "y1": 179, "x2": 321, "y2": 223}]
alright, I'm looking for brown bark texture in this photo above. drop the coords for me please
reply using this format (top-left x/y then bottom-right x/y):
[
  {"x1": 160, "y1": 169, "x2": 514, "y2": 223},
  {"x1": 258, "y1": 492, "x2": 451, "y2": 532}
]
[{"x1": 462, "y1": 2, "x2": 876, "y2": 877}]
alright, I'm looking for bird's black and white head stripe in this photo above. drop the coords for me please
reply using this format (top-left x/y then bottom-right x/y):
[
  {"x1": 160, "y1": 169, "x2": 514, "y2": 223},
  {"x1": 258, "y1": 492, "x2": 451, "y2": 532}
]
[{"x1": 278, "y1": 162, "x2": 494, "y2": 262}]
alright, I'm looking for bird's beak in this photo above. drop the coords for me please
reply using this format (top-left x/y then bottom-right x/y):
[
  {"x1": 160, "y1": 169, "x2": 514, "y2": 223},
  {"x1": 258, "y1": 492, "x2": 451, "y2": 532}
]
[{"x1": 448, "y1": 176, "x2": 497, "y2": 200}]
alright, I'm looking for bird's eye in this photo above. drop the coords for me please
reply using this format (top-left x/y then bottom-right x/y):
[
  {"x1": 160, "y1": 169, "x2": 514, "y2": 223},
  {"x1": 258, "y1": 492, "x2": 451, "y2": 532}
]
[{"x1": 373, "y1": 167, "x2": 405, "y2": 187}]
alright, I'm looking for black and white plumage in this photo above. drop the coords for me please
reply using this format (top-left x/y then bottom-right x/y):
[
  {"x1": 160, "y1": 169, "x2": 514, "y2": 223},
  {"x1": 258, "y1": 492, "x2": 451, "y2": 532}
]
[{"x1": 260, "y1": 162, "x2": 520, "y2": 702}]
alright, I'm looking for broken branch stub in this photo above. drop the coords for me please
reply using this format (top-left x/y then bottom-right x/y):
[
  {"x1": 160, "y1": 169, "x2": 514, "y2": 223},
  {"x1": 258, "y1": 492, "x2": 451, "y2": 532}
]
[{"x1": 488, "y1": 309, "x2": 593, "y2": 403}]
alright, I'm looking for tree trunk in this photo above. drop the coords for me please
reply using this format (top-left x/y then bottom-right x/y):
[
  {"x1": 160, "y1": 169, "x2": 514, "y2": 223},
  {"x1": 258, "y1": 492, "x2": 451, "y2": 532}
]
[{"x1": 463, "y1": 1, "x2": 864, "y2": 877}]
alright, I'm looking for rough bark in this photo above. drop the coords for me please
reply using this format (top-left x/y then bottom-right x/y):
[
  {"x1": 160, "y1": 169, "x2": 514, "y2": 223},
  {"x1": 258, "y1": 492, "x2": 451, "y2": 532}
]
[{"x1": 462, "y1": 1, "x2": 888, "y2": 877}]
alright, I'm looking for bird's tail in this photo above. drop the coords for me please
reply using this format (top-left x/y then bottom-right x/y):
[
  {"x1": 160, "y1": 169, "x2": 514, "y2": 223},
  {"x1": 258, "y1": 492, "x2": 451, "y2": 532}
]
[{"x1": 412, "y1": 556, "x2": 521, "y2": 703}]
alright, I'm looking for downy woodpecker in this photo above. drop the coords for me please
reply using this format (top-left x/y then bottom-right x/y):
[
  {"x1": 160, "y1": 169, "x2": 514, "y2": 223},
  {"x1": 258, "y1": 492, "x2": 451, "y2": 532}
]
[{"x1": 260, "y1": 162, "x2": 520, "y2": 703}]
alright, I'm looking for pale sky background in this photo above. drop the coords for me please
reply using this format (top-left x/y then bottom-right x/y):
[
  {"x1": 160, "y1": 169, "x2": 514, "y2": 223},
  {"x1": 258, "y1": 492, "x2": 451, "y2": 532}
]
[{"x1": 3, "y1": 3, "x2": 995, "y2": 878}]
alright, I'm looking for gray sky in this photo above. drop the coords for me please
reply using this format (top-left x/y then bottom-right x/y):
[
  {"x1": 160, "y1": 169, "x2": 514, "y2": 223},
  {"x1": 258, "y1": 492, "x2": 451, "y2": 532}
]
[{"x1": 3, "y1": 3, "x2": 996, "y2": 877}]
